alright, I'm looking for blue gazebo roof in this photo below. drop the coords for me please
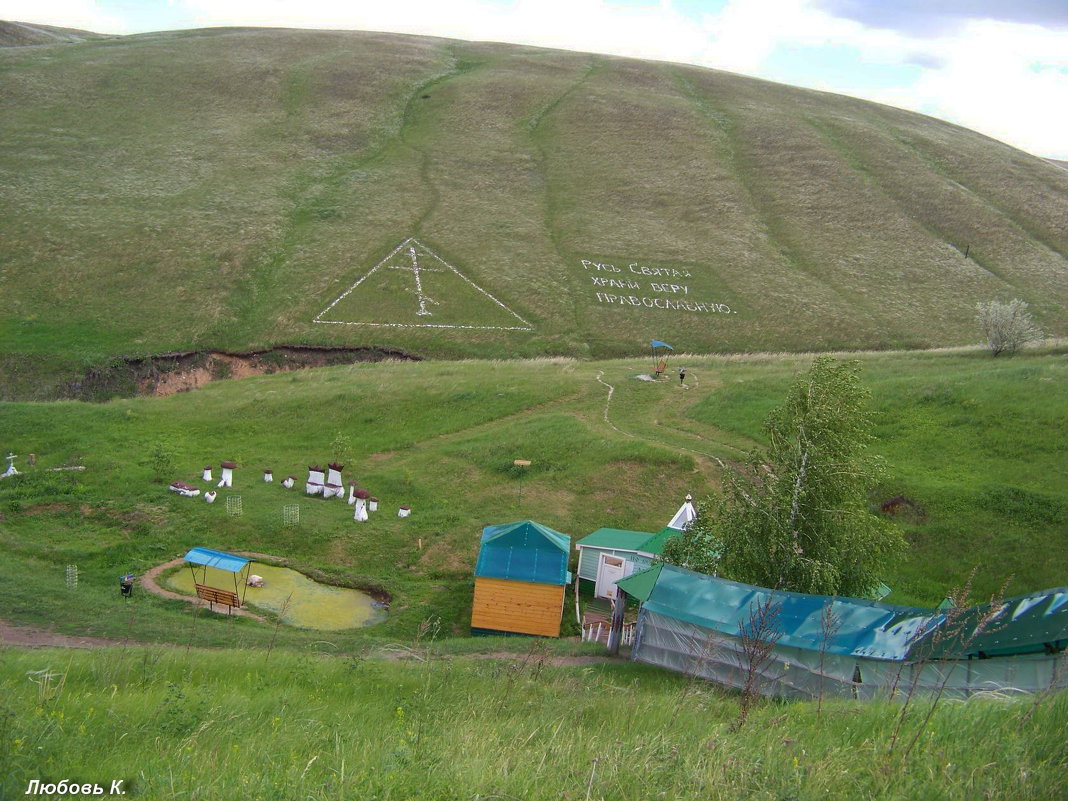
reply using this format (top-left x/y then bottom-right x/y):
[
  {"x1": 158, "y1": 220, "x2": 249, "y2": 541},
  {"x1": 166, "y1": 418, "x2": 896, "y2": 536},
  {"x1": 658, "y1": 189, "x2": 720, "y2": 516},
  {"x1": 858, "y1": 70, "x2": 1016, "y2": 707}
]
[{"x1": 183, "y1": 547, "x2": 250, "y2": 574}]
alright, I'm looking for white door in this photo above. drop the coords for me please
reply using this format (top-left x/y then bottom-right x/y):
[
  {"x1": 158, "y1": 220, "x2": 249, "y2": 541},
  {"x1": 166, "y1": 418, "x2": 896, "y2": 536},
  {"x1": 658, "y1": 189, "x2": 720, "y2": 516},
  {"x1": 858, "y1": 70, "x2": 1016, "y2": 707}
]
[{"x1": 595, "y1": 554, "x2": 629, "y2": 600}]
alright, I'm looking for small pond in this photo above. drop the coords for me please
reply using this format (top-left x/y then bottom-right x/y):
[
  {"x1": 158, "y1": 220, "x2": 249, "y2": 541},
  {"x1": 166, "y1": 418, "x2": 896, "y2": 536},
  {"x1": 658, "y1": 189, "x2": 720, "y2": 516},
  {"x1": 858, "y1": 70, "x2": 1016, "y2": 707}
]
[{"x1": 164, "y1": 563, "x2": 387, "y2": 630}]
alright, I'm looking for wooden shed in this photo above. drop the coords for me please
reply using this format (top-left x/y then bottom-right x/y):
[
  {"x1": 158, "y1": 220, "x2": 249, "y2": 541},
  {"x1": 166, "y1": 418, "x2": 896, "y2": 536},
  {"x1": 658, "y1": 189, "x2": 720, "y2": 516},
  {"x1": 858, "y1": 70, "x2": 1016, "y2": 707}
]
[{"x1": 471, "y1": 520, "x2": 572, "y2": 637}]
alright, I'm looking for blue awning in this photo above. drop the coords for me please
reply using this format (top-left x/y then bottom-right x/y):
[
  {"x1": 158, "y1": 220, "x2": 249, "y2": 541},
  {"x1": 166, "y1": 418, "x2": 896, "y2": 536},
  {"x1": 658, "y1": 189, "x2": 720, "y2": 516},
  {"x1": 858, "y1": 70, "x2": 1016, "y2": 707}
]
[{"x1": 183, "y1": 547, "x2": 250, "y2": 574}]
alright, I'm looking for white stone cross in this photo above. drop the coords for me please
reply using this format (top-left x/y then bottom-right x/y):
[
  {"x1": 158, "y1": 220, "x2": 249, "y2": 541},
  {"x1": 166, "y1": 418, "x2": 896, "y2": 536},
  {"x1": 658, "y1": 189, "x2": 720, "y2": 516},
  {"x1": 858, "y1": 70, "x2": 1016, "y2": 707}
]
[{"x1": 387, "y1": 245, "x2": 441, "y2": 317}]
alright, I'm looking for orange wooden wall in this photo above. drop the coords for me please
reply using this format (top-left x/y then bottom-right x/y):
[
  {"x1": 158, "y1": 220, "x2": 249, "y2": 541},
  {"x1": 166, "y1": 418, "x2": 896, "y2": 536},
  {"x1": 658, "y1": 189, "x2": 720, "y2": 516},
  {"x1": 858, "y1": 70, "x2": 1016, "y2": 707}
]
[{"x1": 471, "y1": 576, "x2": 565, "y2": 637}]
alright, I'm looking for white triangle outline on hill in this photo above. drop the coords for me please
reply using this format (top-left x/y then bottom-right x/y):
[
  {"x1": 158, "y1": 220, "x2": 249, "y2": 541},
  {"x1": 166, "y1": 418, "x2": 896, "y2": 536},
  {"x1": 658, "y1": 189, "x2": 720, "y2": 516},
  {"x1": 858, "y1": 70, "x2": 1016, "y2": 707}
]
[{"x1": 314, "y1": 237, "x2": 534, "y2": 331}]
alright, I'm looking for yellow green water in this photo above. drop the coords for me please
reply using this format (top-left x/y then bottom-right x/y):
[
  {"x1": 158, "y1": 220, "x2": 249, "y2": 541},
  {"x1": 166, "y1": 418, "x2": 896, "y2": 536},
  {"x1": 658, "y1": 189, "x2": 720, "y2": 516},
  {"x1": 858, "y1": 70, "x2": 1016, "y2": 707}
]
[{"x1": 163, "y1": 563, "x2": 386, "y2": 630}]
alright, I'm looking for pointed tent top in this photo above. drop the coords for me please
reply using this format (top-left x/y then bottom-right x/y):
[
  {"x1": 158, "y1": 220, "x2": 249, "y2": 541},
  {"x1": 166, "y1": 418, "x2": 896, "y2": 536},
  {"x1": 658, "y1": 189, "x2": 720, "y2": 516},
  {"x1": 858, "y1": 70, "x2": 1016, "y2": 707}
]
[{"x1": 667, "y1": 494, "x2": 697, "y2": 530}]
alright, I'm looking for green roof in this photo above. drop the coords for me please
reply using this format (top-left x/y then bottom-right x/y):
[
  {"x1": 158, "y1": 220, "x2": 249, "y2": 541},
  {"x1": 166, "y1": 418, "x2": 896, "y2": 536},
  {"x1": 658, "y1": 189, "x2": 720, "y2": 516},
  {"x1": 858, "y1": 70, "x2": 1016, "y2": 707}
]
[
  {"x1": 636, "y1": 527, "x2": 681, "y2": 557},
  {"x1": 615, "y1": 563, "x2": 664, "y2": 602},
  {"x1": 576, "y1": 527, "x2": 657, "y2": 551}
]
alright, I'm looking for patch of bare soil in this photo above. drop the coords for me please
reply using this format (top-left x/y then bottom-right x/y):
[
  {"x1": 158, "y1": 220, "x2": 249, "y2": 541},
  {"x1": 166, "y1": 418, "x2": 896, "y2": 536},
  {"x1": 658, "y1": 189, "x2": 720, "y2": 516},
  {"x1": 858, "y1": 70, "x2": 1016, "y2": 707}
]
[
  {"x1": 62, "y1": 344, "x2": 421, "y2": 401},
  {"x1": 0, "y1": 620, "x2": 126, "y2": 649}
]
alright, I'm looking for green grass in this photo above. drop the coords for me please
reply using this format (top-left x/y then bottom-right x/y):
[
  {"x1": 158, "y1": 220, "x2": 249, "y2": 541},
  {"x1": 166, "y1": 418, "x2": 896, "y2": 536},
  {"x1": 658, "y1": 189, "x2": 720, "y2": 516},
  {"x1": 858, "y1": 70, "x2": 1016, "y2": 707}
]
[
  {"x1": 1, "y1": 646, "x2": 1064, "y2": 800},
  {"x1": 1, "y1": 27, "x2": 1066, "y2": 386},
  {"x1": 0, "y1": 349, "x2": 1065, "y2": 652}
]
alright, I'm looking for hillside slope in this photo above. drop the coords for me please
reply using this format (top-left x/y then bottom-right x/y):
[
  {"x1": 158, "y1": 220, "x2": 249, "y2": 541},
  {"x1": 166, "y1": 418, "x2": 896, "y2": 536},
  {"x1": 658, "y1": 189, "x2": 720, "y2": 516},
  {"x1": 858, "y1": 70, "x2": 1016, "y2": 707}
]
[{"x1": 1, "y1": 27, "x2": 1065, "y2": 367}]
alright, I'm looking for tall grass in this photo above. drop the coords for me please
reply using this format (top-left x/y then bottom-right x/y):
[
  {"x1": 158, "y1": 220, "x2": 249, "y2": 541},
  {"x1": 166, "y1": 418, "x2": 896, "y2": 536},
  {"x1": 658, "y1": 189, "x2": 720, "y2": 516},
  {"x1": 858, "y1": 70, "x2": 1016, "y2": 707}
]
[{"x1": 0, "y1": 646, "x2": 1064, "y2": 800}]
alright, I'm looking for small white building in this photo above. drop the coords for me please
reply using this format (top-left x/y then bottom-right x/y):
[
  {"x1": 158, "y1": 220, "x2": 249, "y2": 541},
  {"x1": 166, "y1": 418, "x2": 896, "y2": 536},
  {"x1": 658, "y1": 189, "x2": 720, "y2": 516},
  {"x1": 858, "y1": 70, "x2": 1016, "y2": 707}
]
[
  {"x1": 218, "y1": 461, "x2": 236, "y2": 488},
  {"x1": 353, "y1": 488, "x2": 370, "y2": 521},
  {"x1": 306, "y1": 465, "x2": 324, "y2": 496},
  {"x1": 324, "y1": 462, "x2": 345, "y2": 499}
]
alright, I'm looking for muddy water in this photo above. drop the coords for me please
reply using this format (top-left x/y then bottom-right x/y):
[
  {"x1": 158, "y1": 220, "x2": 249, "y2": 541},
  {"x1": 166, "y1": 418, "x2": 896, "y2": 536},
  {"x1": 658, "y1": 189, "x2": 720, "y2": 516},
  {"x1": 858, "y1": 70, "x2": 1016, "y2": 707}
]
[{"x1": 164, "y1": 563, "x2": 386, "y2": 630}]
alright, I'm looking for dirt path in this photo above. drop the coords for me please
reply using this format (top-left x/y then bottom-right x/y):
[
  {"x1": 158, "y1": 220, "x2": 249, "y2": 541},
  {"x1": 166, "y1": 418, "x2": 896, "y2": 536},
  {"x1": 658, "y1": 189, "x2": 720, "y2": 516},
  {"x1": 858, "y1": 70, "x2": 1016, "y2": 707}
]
[
  {"x1": 140, "y1": 556, "x2": 268, "y2": 622},
  {"x1": 0, "y1": 620, "x2": 127, "y2": 649}
]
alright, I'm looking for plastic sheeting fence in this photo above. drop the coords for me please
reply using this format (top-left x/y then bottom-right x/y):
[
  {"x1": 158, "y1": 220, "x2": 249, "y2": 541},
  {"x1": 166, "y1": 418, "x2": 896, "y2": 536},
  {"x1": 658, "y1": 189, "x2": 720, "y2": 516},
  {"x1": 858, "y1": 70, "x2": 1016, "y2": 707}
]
[{"x1": 628, "y1": 565, "x2": 1067, "y2": 698}]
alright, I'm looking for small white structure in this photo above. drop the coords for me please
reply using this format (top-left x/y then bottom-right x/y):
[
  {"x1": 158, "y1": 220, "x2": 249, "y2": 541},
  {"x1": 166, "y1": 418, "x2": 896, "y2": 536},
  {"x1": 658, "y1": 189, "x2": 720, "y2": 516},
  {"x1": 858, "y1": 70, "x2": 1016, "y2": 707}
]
[
  {"x1": 369, "y1": 497, "x2": 379, "y2": 512},
  {"x1": 353, "y1": 488, "x2": 370, "y2": 522},
  {"x1": 306, "y1": 465, "x2": 324, "y2": 496},
  {"x1": 2, "y1": 453, "x2": 20, "y2": 479},
  {"x1": 218, "y1": 461, "x2": 236, "y2": 488},
  {"x1": 247, "y1": 574, "x2": 264, "y2": 587},
  {"x1": 263, "y1": 469, "x2": 273, "y2": 483},
  {"x1": 204, "y1": 490, "x2": 217, "y2": 504},
  {"x1": 667, "y1": 493, "x2": 697, "y2": 531},
  {"x1": 282, "y1": 475, "x2": 296, "y2": 489},
  {"x1": 169, "y1": 481, "x2": 201, "y2": 498},
  {"x1": 324, "y1": 462, "x2": 345, "y2": 499},
  {"x1": 202, "y1": 465, "x2": 213, "y2": 483},
  {"x1": 398, "y1": 505, "x2": 411, "y2": 518},
  {"x1": 347, "y1": 483, "x2": 357, "y2": 505}
]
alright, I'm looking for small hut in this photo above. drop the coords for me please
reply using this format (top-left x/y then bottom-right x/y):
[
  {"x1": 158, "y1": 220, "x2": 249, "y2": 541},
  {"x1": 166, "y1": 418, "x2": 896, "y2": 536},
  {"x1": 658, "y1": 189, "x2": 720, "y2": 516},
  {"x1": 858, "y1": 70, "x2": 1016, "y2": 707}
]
[
  {"x1": 325, "y1": 463, "x2": 345, "y2": 499},
  {"x1": 471, "y1": 520, "x2": 571, "y2": 637},
  {"x1": 352, "y1": 488, "x2": 370, "y2": 522},
  {"x1": 218, "y1": 461, "x2": 236, "y2": 488},
  {"x1": 306, "y1": 465, "x2": 324, "y2": 496}
]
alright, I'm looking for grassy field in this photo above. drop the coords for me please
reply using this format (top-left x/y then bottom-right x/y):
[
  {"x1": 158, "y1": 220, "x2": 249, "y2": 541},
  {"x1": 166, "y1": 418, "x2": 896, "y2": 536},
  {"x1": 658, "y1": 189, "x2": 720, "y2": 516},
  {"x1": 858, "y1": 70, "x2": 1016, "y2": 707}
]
[
  {"x1": 1, "y1": 26, "x2": 1066, "y2": 392},
  {"x1": 1, "y1": 646, "x2": 1064, "y2": 800},
  {"x1": 0, "y1": 348, "x2": 1065, "y2": 652}
]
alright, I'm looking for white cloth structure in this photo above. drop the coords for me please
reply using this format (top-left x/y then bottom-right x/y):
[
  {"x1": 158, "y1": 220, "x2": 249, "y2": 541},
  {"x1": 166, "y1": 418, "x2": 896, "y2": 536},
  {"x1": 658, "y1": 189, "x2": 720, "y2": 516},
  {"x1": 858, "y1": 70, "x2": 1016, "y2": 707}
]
[
  {"x1": 263, "y1": 469, "x2": 273, "y2": 483},
  {"x1": 323, "y1": 463, "x2": 345, "y2": 499},
  {"x1": 1, "y1": 454, "x2": 19, "y2": 478},
  {"x1": 306, "y1": 466, "x2": 324, "y2": 496},
  {"x1": 218, "y1": 461, "x2": 236, "y2": 488},
  {"x1": 204, "y1": 490, "x2": 217, "y2": 503},
  {"x1": 667, "y1": 493, "x2": 697, "y2": 531},
  {"x1": 202, "y1": 466, "x2": 213, "y2": 482},
  {"x1": 352, "y1": 487, "x2": 370, "y2": 521}
]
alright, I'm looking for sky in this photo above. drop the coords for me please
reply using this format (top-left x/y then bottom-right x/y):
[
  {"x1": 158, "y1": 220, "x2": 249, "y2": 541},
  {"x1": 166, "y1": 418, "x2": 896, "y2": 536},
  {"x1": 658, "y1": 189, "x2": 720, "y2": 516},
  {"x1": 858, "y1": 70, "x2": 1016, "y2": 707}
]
[{"x1": 3, "y1": 0, "x2": 1067, "y2": 159}]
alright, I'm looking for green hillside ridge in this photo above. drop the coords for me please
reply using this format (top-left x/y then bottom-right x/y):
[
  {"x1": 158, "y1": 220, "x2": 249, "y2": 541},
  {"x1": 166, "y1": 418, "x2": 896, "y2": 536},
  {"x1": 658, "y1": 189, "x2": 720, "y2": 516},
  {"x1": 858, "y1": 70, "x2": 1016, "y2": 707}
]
[{"x1": 1, "y1": 26, "x2": 1066, "y2": 382}]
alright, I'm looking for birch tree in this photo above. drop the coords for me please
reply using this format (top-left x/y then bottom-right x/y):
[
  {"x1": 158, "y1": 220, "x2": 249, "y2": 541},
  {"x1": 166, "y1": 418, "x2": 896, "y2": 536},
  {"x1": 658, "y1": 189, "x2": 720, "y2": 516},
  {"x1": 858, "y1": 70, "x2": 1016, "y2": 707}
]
[{"x1": 665, "y1": 358, "x2": 904, "y2": 597}]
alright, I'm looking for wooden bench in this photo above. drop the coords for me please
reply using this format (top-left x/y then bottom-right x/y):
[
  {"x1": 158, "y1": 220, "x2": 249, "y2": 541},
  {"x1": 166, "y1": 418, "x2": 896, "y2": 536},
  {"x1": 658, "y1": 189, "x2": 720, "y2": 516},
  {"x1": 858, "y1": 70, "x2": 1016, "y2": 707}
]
[{"x1": 195, "y1": 583, "x2": 241, "y2": 613}]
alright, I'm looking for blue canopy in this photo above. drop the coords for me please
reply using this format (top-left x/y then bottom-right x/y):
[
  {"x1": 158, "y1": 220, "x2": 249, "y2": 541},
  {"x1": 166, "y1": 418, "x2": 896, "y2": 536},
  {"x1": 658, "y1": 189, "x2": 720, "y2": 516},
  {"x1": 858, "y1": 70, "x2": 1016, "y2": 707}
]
[
  {"x1": 475, "y1": 521, "x2": 571, "y2": 586},
  {"x1": 183, "y1": 547, "x2": 250, "y2": 574},
  {"x1": 650, "y1": 340, "x2": 674, "y2": 350}
]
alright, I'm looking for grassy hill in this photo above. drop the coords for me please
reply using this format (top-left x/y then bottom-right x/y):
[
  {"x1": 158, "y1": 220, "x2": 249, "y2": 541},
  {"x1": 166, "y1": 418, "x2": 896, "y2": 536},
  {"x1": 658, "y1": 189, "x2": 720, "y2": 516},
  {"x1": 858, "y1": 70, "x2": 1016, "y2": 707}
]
[
  {"x1": 1, "y1": 26, "x2": 1066, "y2": 388},
  {"x1": 0, "y1": 349, "x2": 1064, "y2": 648}
]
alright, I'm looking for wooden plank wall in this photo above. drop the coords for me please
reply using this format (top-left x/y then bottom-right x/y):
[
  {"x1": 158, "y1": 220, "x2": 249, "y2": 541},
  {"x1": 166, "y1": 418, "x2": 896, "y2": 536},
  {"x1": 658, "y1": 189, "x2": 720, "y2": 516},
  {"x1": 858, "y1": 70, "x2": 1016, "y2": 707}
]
[{"x1": 471, "y1": 576, "x2": 565, "y2": 637}]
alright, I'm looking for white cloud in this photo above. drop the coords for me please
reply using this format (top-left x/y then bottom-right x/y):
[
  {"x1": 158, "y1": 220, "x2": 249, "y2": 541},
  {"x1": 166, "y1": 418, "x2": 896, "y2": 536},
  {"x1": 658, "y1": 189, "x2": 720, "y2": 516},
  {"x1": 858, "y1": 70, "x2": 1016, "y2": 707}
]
[{"x1": 0, "y1": 0, "x2": 127, "y2": 32}]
